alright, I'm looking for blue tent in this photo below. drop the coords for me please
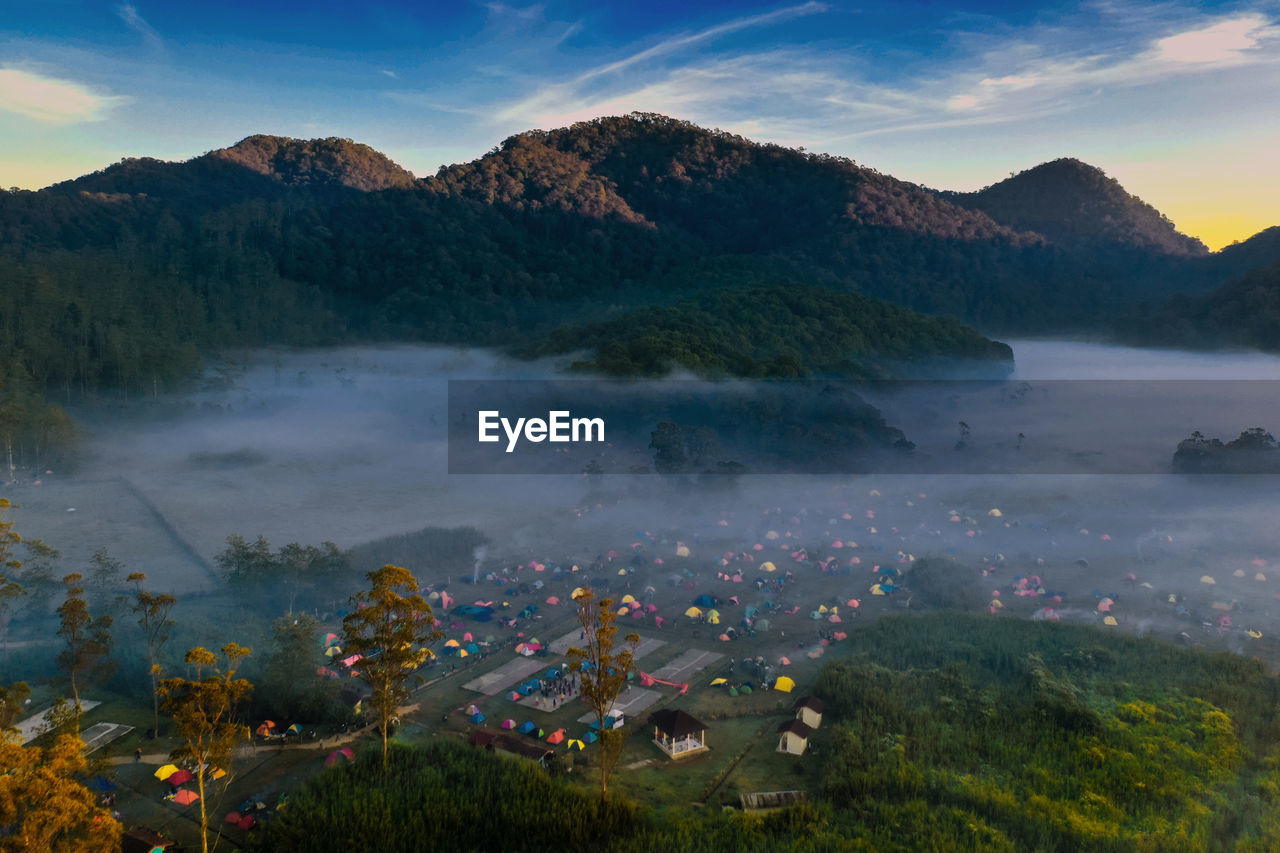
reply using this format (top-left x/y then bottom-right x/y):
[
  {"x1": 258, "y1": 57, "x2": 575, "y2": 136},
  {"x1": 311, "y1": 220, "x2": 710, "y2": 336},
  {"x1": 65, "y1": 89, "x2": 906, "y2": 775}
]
[
  {"x1": 517, "y1": 721, "x2": 537, "y2": 735},
  {"x1": 693, "y1": 593, "x2": 715, "y2": 608},
  {"x1": 744, "y1": 605, "x2": 760, "y2": 618},
  {"x1": 470, "y1": 712, "x2": 486, "y2": 724},
  {"x1": 583, "y1": 730, "x2": 599, "y2": 744},
  {"x1": 465, "y1": 643, "x2": 480, "y2": 654}
]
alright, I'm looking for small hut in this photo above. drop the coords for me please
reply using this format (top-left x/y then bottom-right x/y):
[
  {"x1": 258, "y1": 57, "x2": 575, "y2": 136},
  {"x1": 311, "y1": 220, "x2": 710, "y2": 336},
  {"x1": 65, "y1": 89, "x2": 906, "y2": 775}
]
[
  {"x1": 647, "y1": 708, "x2": 709, "y2": 760},
  {"x1": 793, "y1": 696, "x2": 824, "y2": 729},
  {"x1": 776, "y1": 718, "x2": 812, "y2": 755}
]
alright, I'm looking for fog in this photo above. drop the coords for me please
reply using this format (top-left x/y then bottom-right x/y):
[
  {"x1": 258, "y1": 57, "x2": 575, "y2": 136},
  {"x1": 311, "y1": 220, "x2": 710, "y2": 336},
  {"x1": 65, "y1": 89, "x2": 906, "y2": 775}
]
[{"x1": 8, "y1": 340, "x2": 1280, "y2": 661}]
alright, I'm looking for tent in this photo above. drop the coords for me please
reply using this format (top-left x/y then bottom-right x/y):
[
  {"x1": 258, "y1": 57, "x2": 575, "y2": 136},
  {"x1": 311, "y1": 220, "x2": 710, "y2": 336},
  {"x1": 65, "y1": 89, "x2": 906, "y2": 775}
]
[
  {"x1": 324, "y1": 748, "x2": 356, "y2": 768},
  {"x1": 166, "y1": 769, "x2": 193, "y2": 786},
  {"x1": 225, "y1": 811, "x2": 243, "y2": 825},
  {"x1": 710, "y1": 677, "x2": 728, "y2": 686},
  {"x1": 566, "y1": 739, "x2": 586, "y2": 750},
  {"x1": 237, "y1": 815, "x2": 257, "y2": 831},
  {"x1": 518, "y1": 721, "x2": 537, "y2": 735},
  {"x1": 154, "y1": 764, "x2": 179, "y2": 781},
  {"x1": 546, "y1": 729, "x2": 566, "y2": 745},
  {"x1": 254, "y1": 721, "x2": 276, "y2": 737},
  {"x1": 583, "y1": 730, "x2": 599, "y2": 744},
  {"x1": 172, "y1": 789, "x2": 199, "y2": 806},
  {"x1": 469, "y1": 712, "x2": 486, "y2": 724},
  {"x1": 755, "y1": 619, "x2": 771, "y2": 632},
  {"x1": 693, "y1": 593, "x2": 715, "y2": 608},
  {"x1": 774, "y1": 676, "x2": 796, "y2": 693},
  {"x1": 501, "y1": 719, "x2": 517, "y2": 730},
  {"x1": 287, "y1": 724, "x2": 303, "y2": 735},
  {"x1": 684, "y1": 607, "x2": 702, "y2": 618},
  {"x1": 761, "y1": 561, "x2": 777, "y2": 573},
  {"x1": 323, "y1": 632, "x2": 340, "y2": 647}
]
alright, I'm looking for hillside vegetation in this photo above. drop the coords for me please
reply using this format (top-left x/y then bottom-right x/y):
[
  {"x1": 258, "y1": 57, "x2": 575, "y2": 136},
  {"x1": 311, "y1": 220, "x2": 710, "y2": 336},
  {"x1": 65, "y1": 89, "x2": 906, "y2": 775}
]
[{"x1": 249, "y1": 615, "x2": 1280, "y2": 852}]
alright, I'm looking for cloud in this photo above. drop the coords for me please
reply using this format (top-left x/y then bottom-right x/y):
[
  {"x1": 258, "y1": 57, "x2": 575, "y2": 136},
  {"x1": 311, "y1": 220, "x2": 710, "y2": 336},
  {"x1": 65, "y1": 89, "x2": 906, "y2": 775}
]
[
  {"x1": 1154, "y1": 15, "x2": 1273, "y2": 64},
  {"x1": 115, "y1": 3, "x2": 163, "y2": 50},
  {"x1": 381, "y1": 69, "x2": 400, "y2": 79},
  {"x1": 493, "y1": 2, "x2": 828, "y2": 126},
  {"x1": 0, "y1": 67, "x2": 124, "y2": 124}
]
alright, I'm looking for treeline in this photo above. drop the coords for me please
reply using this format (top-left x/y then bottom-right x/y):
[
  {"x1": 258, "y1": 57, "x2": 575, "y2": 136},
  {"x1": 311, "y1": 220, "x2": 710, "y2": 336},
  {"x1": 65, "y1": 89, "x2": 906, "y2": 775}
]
[
  {"x1": 1172, "y1": 428, "x2": 1280, "y2": 474},
  {"x1": 1121, "y1": 259, "x2": 1280, "y2": 352},
  {"x1": 524, "y1": 283, "x2": 1013, "y2": 378}
]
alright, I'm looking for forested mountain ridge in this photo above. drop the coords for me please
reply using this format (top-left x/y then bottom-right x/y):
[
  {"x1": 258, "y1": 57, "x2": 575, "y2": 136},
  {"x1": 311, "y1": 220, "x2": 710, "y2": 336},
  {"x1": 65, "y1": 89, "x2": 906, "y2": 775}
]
[
  {"x1": 432, "y1": 113, "x2": 1035, "y2": 248},
  {"x1": 941, "y1": 158, "x2": 1209, "y2": 256},
  {"x1": 1, "y1": 112, "x2": 1275, "y2": 406},
  {"x1": 49, "y1": 135, "x2": 417, "y2": 198}
]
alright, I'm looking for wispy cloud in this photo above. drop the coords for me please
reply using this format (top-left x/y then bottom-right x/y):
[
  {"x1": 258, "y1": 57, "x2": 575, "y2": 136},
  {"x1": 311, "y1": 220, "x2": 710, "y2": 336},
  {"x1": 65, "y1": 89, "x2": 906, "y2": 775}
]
[
  {"x1": 493, "y1": 2, "x2": 828, "y2": 126},
  {"x1": 381, "y1": 69, "x2": 400, "y2": 79},
  {"x1": 115, "y1": 3, "x2": 164, "y2": 51},
  {"x1": 0, "y1": 67, "x2": 124, "y2": 124},
  {"x1": 483, "y1": 3, "x2": 1279, "y2": 157}
]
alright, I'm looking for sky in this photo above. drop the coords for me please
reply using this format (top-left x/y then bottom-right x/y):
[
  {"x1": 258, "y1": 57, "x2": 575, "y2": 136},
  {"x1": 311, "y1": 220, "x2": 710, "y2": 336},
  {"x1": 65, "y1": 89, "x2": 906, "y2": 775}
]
[{"x1": 1, "y1": 0, "x2": 1277, "y2": 249}]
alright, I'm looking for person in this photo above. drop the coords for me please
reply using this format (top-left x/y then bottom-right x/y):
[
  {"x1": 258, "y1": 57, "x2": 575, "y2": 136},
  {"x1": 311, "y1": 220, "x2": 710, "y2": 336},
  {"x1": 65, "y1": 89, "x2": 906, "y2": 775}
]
[{"x1": 134, "y1": 747, "x2": 142, "y2": 763}]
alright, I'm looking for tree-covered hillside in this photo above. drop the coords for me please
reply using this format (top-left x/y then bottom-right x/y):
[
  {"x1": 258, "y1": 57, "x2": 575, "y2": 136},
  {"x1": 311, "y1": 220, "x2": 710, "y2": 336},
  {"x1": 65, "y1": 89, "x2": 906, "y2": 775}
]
[{"x1": 525, "y1": 283, "x2": 1013, "y2": 378}]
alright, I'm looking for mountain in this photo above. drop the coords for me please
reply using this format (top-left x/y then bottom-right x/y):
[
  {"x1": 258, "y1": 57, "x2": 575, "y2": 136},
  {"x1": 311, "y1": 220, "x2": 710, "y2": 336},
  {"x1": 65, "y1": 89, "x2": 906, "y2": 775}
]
[
  {"x1": 0, "y1": 113, "x2": 1262, "y2": 400},
  {"x1": 208, "y1": 135, "x2": 418, "y2": 191},
  {"x1": 433, "y1": 114, "x2": 1034, "y2": 249},
  {"x1": 943, "y1": 158, "x2": 1208, "y2": 256}
]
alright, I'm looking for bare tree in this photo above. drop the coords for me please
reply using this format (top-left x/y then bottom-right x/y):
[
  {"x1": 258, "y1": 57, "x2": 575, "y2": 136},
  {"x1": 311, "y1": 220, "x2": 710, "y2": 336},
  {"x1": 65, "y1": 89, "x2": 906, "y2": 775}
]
[{"x1": 128, "y1": 572, "x2": 176, "y2": 739}]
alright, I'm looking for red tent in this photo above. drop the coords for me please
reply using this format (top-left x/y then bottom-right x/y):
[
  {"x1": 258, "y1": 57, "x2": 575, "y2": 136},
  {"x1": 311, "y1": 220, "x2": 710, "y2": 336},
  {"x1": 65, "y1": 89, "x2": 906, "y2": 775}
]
[
  {"x1": 166, "y1": 769, "x2": 193, "y2": 786},
  {"x1": 172, "y1": 789, "x2": 199, "y2": 806}
]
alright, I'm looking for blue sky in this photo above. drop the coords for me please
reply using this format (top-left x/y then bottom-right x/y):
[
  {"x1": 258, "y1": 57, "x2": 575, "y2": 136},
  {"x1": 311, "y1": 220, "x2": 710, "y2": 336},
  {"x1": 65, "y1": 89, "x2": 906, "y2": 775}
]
[{"x1": 2, "y1": 0, "x2": 1277, "y2": 247}]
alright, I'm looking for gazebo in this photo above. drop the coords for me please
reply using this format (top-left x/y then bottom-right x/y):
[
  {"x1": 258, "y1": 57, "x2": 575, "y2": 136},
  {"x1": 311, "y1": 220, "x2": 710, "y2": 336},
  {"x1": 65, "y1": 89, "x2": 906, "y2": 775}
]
[{"x1": 647, "y1": 708, "x2": 709, "y2": 760}]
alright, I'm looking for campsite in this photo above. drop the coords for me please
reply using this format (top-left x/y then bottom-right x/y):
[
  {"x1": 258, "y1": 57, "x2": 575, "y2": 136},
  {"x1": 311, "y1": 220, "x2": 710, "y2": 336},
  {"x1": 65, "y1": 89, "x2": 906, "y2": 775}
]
[{"x1": 11, "y1": 348, "x2": 1280, "y2": 850}]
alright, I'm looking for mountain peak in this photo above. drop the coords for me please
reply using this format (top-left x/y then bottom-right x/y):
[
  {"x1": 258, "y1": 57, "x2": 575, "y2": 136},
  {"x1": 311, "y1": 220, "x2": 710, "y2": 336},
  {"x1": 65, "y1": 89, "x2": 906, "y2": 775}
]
[
  {"x1": 208, "y1": 135, "x2": 418, "y2": 192},
  {"x1": 946, "y1": 158, "x2": 1208, "y2": 256}
]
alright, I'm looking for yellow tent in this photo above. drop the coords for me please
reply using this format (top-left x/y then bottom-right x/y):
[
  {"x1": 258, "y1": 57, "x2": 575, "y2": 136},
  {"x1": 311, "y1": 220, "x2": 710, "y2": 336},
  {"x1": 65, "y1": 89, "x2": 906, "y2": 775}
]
[
  {"x1": 685, "y1": 607, "x2": 702, "y2": 618},
  {"x1": 987, "y1": 508, "x2": 1003, "y2": 517},
  {"x1": 1234, "y1": 569, "x2": 1247, "y2": 578},
  {"x1": 572, "y1": 587, "x2": 588, "y2": 599},
  {"x1": 155, "y1": 764, "x2": 179, "y2": 781},
  {"x1": 1257, "y1": 573, "x2": 1268, "y2": 582},
  {"x1": 618, "y1": 606, "x2": 630, "y2": 616},
  {"x1": 676, "y1": 545, "x2": 691, "y2": 557},
  {"x1": 818, "y1": 604, "x2": 828, "y2": 614},
  {"x1": 707, "y1": 610, "x2": 720, "y2": 625},
  {"x1": 622, "y1": 594, "x2": 637, "y2": 605},
  {"x1": 1248, "y1": 630, "x2": 1264, "y2": 639},
  {"x1": 765, "y1": 531, "x2": 779, "y2": 540},
  {"x1": 774, "y1": 676, "x2": 796, "y2": 693},
  {"x1": 871, "y1": 584, "x2": 886, "y2": 595},
  {"x1": 710, "y1": 677, "x2": 728, "y2": 686},
  {"x1": 761, "y1": 561, "x2": 777, "y2": 573},
  {"x1": 1200, "y1": 576, "x2": 1216, "y2": 585},
  {"x1": 1103, "y1": 616, "x2": 1118, "y2": 626}
]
